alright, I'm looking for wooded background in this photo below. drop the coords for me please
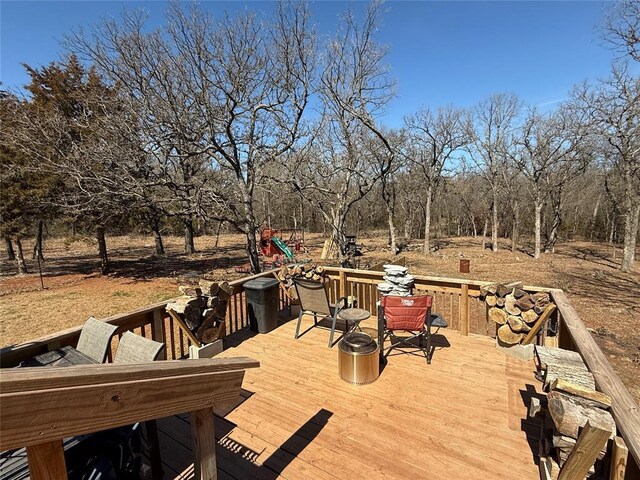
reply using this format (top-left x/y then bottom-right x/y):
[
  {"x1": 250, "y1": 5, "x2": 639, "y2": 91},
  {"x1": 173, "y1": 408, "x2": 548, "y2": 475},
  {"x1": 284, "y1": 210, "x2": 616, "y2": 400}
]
[{"x1": 1, "y1": 0, "x2": 638, "y2": 274}]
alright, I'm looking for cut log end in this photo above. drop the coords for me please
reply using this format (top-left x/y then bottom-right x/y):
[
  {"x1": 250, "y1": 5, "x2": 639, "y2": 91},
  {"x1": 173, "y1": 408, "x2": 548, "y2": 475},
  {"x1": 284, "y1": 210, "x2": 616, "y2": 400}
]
[{"x1": 497, "y1": 324, "x2": 524, "y2": 344}]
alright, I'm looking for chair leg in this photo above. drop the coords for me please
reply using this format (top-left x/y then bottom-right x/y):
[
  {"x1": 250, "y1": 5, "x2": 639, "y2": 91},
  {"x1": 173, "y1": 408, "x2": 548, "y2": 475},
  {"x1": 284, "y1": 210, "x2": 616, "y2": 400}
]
[
  {"x1": 294, "y1": 309, "x2": 304, "y2": 339},
  {"x1": 426, "y1": 326, "x2": 432, "y2": 364},
  {"x1": 328, "y1": 312, "x2": 338, "y2": 348},
  {"x1": 314, "y1": 312, "x2": 318, "y2": 325}
]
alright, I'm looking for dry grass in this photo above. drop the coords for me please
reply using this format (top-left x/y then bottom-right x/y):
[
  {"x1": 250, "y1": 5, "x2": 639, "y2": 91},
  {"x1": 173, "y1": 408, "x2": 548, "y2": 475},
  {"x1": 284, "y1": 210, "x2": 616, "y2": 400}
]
[{"x1": 1, "y1": 232, "x2": 638, "y2": 402}]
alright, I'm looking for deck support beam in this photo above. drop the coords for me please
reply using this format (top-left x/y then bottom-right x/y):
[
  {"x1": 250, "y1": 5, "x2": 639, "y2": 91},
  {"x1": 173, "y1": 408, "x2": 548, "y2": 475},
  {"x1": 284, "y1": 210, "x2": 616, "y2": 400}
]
[
  {"x1": 190, "y1": 407, "x2": 217, "y2": 480},
  {"x1": 27, "y1": 439, "x2": 67, "y2": 480}
]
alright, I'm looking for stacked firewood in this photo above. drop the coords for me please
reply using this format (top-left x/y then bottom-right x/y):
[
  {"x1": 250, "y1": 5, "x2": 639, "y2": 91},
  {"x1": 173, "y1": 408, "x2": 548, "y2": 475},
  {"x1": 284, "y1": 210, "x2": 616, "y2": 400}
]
[
  {"x1": 275, "y1": 264, "x2": 328, "y2": 301},
  {"x1": 479, "y1": 281, "x2": 553, "y2": 345},
  {"x1": 531, "y1": 346, "x2": 618, "y2": 479},
  {"x1": 165, "y1": 280, "x2": 233, "y2": 344}
]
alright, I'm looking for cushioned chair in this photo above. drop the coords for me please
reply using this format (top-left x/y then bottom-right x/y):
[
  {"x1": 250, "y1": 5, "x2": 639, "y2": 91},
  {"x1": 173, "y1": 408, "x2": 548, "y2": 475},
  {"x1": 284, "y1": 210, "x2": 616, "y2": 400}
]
[
  {"x1": 114, "y1": 331, "x2": 165, "y2": 364},
  {"x1": 76, "y1": 317, "x2": 118, "y2": 363},
  {"x1": 293, "y1": 278, "x2": 347, "y2": 348},
  {"x1": 378, "y1": 295, "x2": 447, "y2": 364}
]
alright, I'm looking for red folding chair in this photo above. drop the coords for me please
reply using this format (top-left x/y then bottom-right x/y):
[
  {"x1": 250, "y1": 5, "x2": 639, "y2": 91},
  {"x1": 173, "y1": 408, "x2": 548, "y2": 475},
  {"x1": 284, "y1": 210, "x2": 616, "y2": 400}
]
[{"x1": 378, "y1": 295, "x2": 438, "y2": 364}]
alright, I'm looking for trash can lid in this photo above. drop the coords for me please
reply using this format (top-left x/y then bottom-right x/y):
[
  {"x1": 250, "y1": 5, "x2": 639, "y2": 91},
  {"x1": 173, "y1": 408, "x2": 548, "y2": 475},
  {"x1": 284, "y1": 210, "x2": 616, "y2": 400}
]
[{"x1": 244, "y1": 277, "x2": 280, "y2": 290}]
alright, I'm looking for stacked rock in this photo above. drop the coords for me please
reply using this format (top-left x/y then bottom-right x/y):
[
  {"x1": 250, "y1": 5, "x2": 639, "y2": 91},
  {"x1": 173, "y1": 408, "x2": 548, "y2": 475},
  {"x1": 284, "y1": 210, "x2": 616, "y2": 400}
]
[{"x1": 377, "y1": 264, "x2": 414, "y2": 296}]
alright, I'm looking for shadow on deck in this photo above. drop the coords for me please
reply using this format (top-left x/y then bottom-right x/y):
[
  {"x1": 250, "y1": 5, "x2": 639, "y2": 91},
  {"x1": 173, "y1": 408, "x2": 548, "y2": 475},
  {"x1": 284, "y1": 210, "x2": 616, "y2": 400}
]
[{"x1": 157, "y1": 312, "x2": 542, "y2": 480}]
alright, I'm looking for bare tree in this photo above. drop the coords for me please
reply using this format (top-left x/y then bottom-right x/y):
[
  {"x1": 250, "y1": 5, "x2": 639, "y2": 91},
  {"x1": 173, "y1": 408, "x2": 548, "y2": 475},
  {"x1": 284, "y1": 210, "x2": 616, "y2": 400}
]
[
  {"x1": 509, "y1": 105, "x2": 590, "y2": 258},
  {"x1": 603, "y1": 0, "x2": 640, "y2": 62},
  {"x1": 575, "y1": 64, "x2": 640, "y2": 271},
  {"x1": 405, "y1": 106, "x2": 470, "y2": 254},
  {"x1": 69, "y1": 2, "x2": 315, "y2": 272},
  {"x1": 469, "y1": 94, "x2": 521, "y2": 252},
  {"x1": 290, "y1": 1, "x2": 394, "y2": 259}
]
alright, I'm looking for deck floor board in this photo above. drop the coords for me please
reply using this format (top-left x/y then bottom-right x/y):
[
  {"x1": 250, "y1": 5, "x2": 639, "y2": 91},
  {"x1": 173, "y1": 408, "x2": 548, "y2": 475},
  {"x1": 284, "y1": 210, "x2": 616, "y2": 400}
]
[{"x1": 157, "y1": 315, "x2": 542, "y2": 479}]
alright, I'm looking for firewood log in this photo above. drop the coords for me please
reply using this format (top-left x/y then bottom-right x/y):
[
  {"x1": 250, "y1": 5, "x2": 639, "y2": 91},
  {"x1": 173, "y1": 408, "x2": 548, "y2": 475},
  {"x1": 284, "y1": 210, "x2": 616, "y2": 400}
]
[
  {"x1": 480, "y1": 283, "x2": 497, "y2": 298},
  {"x1": 534, "y1": 303, "x2": 550, "y2": 315},
  {"x1": 515, "y1": 295, "x2": 535, "y2": 311},
  {"x1": 533, "y1": 292, "x2": 551, "y2": 303},
  {"x1": 166, "y1": 298, "x2": 202, "y2": 330},
  {"x1": 304, "y1": 271, "x2": 314, "y2": 279},
  {"x1": 179, "y1": 285, "x2": 202, "y2": 297},
  {"x1": 485, "y1": 294, "x2": 497, "y2": 307},
  {"x1": 507, "y1": 315, "x2": 531, "y2": 332},
  {"x1": 202, "y1": 322, "x2": 223, "y2": 344},
  {"x1": 549, "y1": 379, "x2": 612, "y2": 410},
  {"x1": 496, "y1": 297, "x2": 506, "y2": 307},
  {"x1": 507, "y1": 315, "x2": 526, "y2": 332},
  {"x1": 496, "y1": 284, "x2": 512, "y2": 298},
  {"x1": 504, "y1": 294, "x2": 522, "y2": 316},
  {"x1": 198, "y1": 280, "x2": 219, "y2": 296},
  {"x1": 513, "y1": 288, "x2": 527, "y2": 299},
  {"x1": 315, "y1": 265, "x2": 324, "y2": 274},
  {"x1": 489, "y1": 307, "x2": 508, "y2": 325},
  {"x1": 547, "y1": 391, "x2": 616, "y2": 439},
  {"x1": 522, "y1": 309, "x2": 539, "y2": 324},
  {"x1": 195, "y1": 315, "x2": 216, "y2": 342},
  {"x1": 217, "y1": 281, "x2": 233, "y2": 301},
  {"x1": 497, "y1": 324, "x2": 524, "y2": 344}
]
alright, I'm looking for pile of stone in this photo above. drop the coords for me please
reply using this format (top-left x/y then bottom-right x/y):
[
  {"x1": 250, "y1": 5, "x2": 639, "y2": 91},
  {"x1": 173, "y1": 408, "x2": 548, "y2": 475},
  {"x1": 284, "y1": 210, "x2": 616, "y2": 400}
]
[{"x1": 378, "y1": 265, "x2": 414, "y2": 296}]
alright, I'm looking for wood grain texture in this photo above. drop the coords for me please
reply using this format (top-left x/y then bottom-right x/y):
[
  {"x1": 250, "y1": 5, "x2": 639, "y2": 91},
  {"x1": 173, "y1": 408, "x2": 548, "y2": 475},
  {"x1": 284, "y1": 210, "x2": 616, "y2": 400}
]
[
  {"x1": 1, "y1": 357, "x2": 259, "y2": 393},
  {"x1": 459, "y1": 284, "x2": 469, "y2": 336},
  {"x1": 26, "y1": 440, "x2": 67, "y2": 480},
  {"x1": 551, "y1": 290, "x2": 640, "y2": 468},
  {"x1": 557, "y1": 421, "x2": 610, "y2": 480},
  {"x1": 610, "y1": 436, "x2": 629, "y2": 480},
  {"x1": 158, "y1": 314, "x2": 543, "y2": 480},
  {"x1": 549, "y1": 378, "x2": 611, "y2": 409},
  {"x1": 522, "y1": 304, "x2": 556, "y2": 345},
  {"x1": 1, "y1": 361, "x2": 256, "y2": 450},
  {"x1": 190, "y1": 407, "x2": 217, "y2": 480}
]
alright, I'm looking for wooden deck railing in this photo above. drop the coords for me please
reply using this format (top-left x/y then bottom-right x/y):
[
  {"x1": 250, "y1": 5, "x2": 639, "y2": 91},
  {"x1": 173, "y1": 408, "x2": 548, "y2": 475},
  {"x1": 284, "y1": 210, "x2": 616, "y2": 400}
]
[
  {"x1": 0, "y1": 268, "x2": 289, "y2": 367},
  {"x1": 0, "y1": 357, "x2": 259, "y2": 479},
  {"x1": 0, "y1": 266, "x2": 637, "y2": 473}
]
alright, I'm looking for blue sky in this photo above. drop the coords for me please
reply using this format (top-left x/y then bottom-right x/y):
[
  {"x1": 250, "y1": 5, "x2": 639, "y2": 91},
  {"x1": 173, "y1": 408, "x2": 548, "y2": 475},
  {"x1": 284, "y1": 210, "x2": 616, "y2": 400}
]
[{"x1": 1, "y1": 1, "x2": 636, "y2": 126}]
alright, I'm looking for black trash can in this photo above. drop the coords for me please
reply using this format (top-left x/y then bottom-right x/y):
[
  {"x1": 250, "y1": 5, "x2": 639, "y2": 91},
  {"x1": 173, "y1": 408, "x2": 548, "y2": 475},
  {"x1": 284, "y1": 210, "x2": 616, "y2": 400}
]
[{"x1": 244, "y1": 277, "x2": 280, "y2": 333}]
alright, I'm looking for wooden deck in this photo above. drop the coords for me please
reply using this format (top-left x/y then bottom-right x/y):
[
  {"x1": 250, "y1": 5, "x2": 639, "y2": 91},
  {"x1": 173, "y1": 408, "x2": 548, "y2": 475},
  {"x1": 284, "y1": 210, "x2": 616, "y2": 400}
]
[{"x1": 157, "y1": 314, "x2": 542, "y2": 479}]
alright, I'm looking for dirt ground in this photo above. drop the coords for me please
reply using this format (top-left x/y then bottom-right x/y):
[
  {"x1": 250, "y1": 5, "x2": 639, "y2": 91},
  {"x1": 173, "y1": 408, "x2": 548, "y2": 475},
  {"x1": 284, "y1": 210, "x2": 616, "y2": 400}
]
[{"x1": 1, "y1": 232, "x2": 638, "y2": 402}]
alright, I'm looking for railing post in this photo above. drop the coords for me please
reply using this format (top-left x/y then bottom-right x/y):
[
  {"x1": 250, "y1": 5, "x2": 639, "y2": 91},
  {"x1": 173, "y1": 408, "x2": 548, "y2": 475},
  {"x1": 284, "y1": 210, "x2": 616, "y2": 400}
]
[
  {"x1": 27, "y1": 439, "x2": 67, "y2": 480},
  {"x1": 151, "y1": 310, "x2": 166, "y2": 360},
  {"x1": 190, "y1": 407, "x2": 217, "y2": 480},
  {"x1": 339, "y1": 270, "x2": 347, "y2": 299},
  {"x1": 460, "y1": 284, "x2": 469, "y2": 336}
]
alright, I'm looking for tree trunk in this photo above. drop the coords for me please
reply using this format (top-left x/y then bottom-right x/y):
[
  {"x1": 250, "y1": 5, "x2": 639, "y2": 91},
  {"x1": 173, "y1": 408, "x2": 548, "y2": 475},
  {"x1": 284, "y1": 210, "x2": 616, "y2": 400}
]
[
  {"x1": 511, "y1": 199, "x2": 519, "y2": 253},
  {"x1": 589, "y1": 194, "x2": 601, "y2": 241},
  {"x1": 184, "y1": 217, "x2": 196, "y2": 254},
  {"x1": 243, "y1": 189, "x2": 261, "y2": 274},
  {"x1": 4, "y1": 236, "x2": 15, "y2": 261},
  {"x1": 545, "y1": 193, "x2": 562, "y2": 254},
  {"x1": 96, "y1": 226, "x2": 110, "y2": 275},
  {"x1": 404, "y1": 216, "x2": 412, "y2": 242},
  {"x1": 246, "y1": 228, "x2": 261, "y2": 274},
  {"x1": 387, "y1": 208, "x2": 397, "y2": 255},
  {"x1": 621, "y1": 203, "x2": 639, "y2": 272},
  {"x1": 214, "y1": 221, "x2": 223, "y2": 248},
  {"x1": 423, "y1": 185, "x2": 433, "y2": 254},
  {"x1": 491, "y1": 188, "x2": 499, "y2": 252},
  {"x1": 481, "y1": 209, "x2": 489, "y2": 250},
  {"x1": 32, "y1": 219, "x2": 45, "y2": 261},
  {"x1": 151, "y1": 218, "x2": 165, "y2": 255},
  {"x1": 15, "y1": 237, "x2": 27, "y2": 274},
  {"x1": 534, "y1": 201, "x2": 543, "y2": 259}
]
